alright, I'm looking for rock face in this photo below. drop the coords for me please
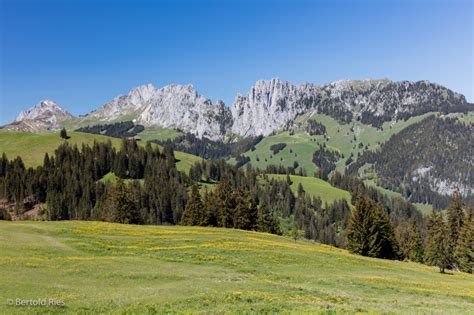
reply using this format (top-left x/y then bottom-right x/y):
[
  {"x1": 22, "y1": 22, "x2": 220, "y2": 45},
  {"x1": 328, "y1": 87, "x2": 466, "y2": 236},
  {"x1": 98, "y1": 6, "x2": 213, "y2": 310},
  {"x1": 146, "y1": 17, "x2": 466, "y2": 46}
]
[
  {"x1": 232, "y1": 79, "x2": 319, "y2": 137},
  {"x1": 5, "y1": 78, "x2": 471, "y2": 138},
  {"x1": 88, "y1": 84, "x2": 233, "y2": 140},
  {"x1": 4, "y1": 100, "x2": 73, "y2": 132},
  {"x1": 231, "y1": 78, "x2": 470, "y2": 137}
]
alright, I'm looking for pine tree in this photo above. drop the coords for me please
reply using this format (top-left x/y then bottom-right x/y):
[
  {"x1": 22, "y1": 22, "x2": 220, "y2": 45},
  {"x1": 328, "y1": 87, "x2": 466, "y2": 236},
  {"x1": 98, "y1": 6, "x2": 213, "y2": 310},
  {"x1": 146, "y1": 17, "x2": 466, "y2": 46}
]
[
  {"x1": 346, "y1": 195, "x2": 374, "y2": 256},
  {"x1": 112, "y1": 179, "x2": 141, "y2": 224},
  {"x1": 114, "y1": 150, "x2": 128, "y2": 178},
  {"x1": 346, "y1": 195, "x2": 398, "y2": 259},
  {"x1": 214, "y1": 175, "x2": 235, "y2": 228},
  {"x1": 447, "y1": 191, "x2": 464, "y2": 268},
  {"x1": 181, "y1": 184, "x2": 204, "y2": 226},
  {"x1": 455, "y1": 211, "x2": 473, "y2": 273},
  {"x1": 189, "y1": 163, "x2": 203, "y2": 182},
  {"x1": 257, "y1": 200, "x2": 280, "y2": 234},
  {"x1": 425, "y1": 211, "x2": 450, "y2": 273},
  {"x1": 60, "y1": 128, "x2": 68, "y2": 140},
  {"x1": 233, "y1": 187, "x2": 257, "y2": 230},
  {"x1": 297, "y1": 183, "x2": 305, "y2": 197},
  {"x1": 405, "y1": 219, "x2": 424, "y2": 263},
  {"x1": 201, "y1": 188, "x2": 218, "y2": 226},
  {"x1": 0, "y1": 153, "x2": 8, "y2": 177},
  {"x1": 367, "y1": 203, "x2": 399, "y2": 259}
]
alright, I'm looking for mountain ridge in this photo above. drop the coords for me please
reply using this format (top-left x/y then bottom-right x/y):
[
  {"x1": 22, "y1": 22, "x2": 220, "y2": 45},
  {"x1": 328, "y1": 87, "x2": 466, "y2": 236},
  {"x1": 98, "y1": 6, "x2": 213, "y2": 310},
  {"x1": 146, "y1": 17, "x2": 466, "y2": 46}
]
[{"x1": 3, "y1": 78, "x2": 472, "y2": 138}]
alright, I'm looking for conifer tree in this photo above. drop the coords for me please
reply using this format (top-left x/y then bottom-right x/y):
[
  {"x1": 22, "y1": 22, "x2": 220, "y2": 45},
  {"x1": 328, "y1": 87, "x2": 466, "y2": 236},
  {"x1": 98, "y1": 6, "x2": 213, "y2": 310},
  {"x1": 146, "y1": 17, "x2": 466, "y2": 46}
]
[
  {"x1": 112, "y1": 179, "x2": 141, "y2": 224},
  {"x1": 367, "y1": 203, "x2": 399, "y2": 259},
  {"x1": 346, "y1": 195, "x2": 398, "y2": 259},
  {"x1": 214, "y1": 175, "x2": 235, "y2": 228},
  {"x1": 297, "y1": 183, "x2": 305, "y2": 197},
  {"x1": 233, "y1": 187, "x2": 257, "y2": 230},
  {"x1": 257, "y1": 200, "x2": 280, "y2": 234},
  {"x1": 346, "y1": 195, "x2": 374, "y2": 256},
  {"x1": 114, "y1": 150, "x2": 128, "y2": 178},
  {"x1": 181, "y1": 184, "x2": 204, "y2": 226},
  {"x1": 455, "y1": 211, "x2": 473, "y2": 273},
  {"x1": 405, "y1": 218, "x2": 424, "y2": 263},
  {"x1": 447, "y1": 191, "x2": 464, "y2": 268},
  {"x1": 425, "y1": 211, "x2": 450, "y2": 273},
  {"x1": 60, "y1": 128, "x2": 68, "y2": 140},
  {"x1": 202, "y1": 188, "x2": 218, "y2": 226}
]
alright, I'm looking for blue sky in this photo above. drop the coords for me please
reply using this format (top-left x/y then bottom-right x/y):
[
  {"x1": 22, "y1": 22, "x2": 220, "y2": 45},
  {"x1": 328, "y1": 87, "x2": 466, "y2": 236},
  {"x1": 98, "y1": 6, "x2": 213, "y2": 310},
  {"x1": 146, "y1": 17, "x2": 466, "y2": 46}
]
[{"x1": 0, "y1": 0, "x2": 472, "y2": 124}]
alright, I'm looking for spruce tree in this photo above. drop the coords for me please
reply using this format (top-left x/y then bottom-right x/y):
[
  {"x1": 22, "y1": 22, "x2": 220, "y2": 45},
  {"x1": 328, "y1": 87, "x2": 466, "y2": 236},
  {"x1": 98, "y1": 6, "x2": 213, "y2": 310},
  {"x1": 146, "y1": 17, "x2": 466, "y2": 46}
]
[
  {"x1": 346, "y1": 195, "x2": 398, "y2": 259},
  {"x1": 233, "y1": 187, "x2": 257, "y2": 230},
  {"x1": 60, "y1": 128, "x2": 68, "y2": 140},
  {"x1": 405, "y1": 219, "x2": 424, "y2": 263},
  {"x1": 447, "y1": 191, "x2": 464, "y2": 268},
  {"x1": 257, "y1": 200, "x2": 280, "y2": 234},
  {"x1": 425, "y1": 211, "x2": 450, "y2": 273},
  {"x1": 346, "y1": 195, "x2": 374, "y2": 256},
  {"x1": 455, "y1": 211, "x2": 473, "y2": 273},
  {"x1": 367, "y1": 203, "x2": 399, "y2": 259},
  {"x1": 181, "y1": 184, "x2": 203, "y2": 226},
  {"x1": 214, "y1": 175, "x2": 235, "y2": 228},
  {"x1": 202, "y1": 188, "x2": 218, "y2": 226},
  {"x1": 112, "y1": 179, "x2": 141, "y2": 224}
]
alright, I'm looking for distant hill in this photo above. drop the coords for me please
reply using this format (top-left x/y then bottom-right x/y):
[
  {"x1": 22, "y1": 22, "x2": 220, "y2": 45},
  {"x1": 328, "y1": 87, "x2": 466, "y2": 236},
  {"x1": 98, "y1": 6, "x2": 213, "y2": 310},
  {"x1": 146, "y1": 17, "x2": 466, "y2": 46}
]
[
  {"x1": 0, "y1": 131, "x2": 201, "y2": 174},
  {"x1": 347, "y1": 114, "x2": 474, "y2": 208}
]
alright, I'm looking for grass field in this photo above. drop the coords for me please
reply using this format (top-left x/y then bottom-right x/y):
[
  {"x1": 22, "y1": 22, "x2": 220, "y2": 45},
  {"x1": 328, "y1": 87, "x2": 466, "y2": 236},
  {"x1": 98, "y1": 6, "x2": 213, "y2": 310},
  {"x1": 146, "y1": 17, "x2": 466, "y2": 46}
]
[
  {"x1": 0, "y1": 131, "x2": 200, "y2": 174},
  {"x1": 137, "y1": 126, "x2": 182, "y2": 142},
  {"x1": 267, "y1": 174, "x2": 352, "y2": 205},
  {"x1": 0, "y1": 221, "x2": 472, "y2": 314}
]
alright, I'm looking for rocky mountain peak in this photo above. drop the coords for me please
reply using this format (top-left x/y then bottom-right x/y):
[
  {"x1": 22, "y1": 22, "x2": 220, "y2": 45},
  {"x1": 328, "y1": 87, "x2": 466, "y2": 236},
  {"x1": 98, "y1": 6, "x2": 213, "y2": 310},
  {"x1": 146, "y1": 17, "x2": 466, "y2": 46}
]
[
  {"x1": 4, "y1": 100, "x2": 73, "y2": 132},
  {"x1": 15, "y1": 100, "x2": 71, "y2": 122},
  {"x1": 231, "y1": 78, "x2": 471, "y2": 136}
]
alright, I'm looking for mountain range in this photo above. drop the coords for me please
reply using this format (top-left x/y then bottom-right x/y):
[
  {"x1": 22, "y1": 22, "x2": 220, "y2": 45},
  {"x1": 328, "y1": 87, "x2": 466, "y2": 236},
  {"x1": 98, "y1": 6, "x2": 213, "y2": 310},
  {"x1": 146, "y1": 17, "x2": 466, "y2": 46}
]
[
  {"x1": 1, "y1": 77, "x2": 473, "y2": 208},
  {"x1": 2, "y1": 78, "x2": 471, "y2": 139}
]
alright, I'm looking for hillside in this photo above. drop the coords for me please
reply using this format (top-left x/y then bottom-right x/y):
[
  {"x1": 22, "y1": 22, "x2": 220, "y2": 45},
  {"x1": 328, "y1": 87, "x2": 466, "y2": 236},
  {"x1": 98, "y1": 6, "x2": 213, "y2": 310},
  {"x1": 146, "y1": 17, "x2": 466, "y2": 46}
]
[
  {"x1": 0, "y1": 221, "x2": 472, "y2": 314},
  {"x1": 0, "y1": 131, "x2": 201, "y2": 173},
  {"x1": 348, "y1": 114, "x2": 474, "y2": 208},
  {"x1": 266, "y1": 174, "x2": 352, "y2": 205},
  {"x1": 243, "y1": 112, "x2": 434, "y2": 175}
]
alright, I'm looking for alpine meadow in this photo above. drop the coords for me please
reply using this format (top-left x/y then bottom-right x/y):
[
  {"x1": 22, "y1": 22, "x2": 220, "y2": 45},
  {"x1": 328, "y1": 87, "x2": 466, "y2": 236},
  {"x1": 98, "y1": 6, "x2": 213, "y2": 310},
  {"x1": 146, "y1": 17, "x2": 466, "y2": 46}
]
[{"x1": 1, "y1": 0, "x2": 473, "y2": 314}]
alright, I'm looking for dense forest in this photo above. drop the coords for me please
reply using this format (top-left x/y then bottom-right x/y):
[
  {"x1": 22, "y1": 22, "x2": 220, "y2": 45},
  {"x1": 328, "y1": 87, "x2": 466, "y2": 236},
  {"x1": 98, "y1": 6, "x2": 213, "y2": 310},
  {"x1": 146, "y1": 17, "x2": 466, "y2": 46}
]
[
  {"x1": 0, "y1": 136, "x2": 472, "y2": 273},
  {"x1": 76, "y1": 121, "x2": 145, "y2": 138},
  {"x1": 347, "y1": 115, "x2": 474, "y2": 209},
  {"x1": 152, "y1": 132, "x2": 263, "y2": 160}
]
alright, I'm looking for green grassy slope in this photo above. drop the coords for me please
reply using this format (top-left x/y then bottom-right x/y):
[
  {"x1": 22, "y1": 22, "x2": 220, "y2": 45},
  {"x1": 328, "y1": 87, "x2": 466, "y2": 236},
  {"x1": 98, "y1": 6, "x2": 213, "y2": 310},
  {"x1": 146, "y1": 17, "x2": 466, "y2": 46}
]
[
  {"x1": 267, "y1": 174, "x2": 352, "y2": 205},
  {"x1": 136, "y1": 126, "x2": 182, "y2": 141},
  {"x1": 0, "y1": 131, "x2": 200, "y2": 174},
  {"x1": 244, "y1": 113, "x2": 434, "y2": 175},
  {"x1": 0, "y1": 221, "x2": 472, "y2": 314}
]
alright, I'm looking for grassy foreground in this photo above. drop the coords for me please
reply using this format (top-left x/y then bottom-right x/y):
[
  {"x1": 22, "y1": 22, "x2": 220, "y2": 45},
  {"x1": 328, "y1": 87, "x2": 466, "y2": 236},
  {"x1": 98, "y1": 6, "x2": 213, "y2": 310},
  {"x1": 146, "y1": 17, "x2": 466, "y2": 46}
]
[{"x1": 0, "y1": 221, "x2": 473, "y2": 314}]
